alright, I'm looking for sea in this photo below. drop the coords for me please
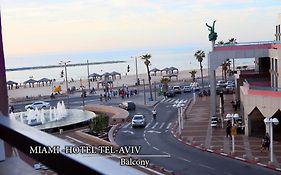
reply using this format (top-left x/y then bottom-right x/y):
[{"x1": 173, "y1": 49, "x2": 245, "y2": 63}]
[{"x1": 5, "y1": 47, "x2": 255, "y2": 84}]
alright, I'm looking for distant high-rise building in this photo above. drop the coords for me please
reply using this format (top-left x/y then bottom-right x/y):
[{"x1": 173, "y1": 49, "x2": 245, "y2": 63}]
[{"x1": 275, "y1": 13, "x2": 281, "y2": 41}]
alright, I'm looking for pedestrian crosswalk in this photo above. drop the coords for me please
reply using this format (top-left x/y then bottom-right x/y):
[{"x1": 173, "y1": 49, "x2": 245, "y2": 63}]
[
  {"x1": 122, "y1": 121, "x2": 173, "y2": 130},
  {"x1": 160, "y1": 98, "x2": 188, "y2": 104}
]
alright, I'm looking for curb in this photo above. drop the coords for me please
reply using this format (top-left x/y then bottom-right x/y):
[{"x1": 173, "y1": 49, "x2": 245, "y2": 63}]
[{"x1": 170, "y1": 124, "x2": 281, "y2": 173}]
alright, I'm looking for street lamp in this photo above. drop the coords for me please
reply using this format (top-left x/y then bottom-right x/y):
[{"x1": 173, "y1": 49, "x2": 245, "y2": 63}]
[
  {"x1": 173, "y1": 100, "x2": 186, "y2": 134},
  {"x1": 225, "y1": 113, "x2": 239, "y2": 153},
  {"x1": 59, "y1": 60, "x2": 71, "y2": 106},
  {"x1": 264, "y1": 117, "x2": 279, "y2": 163},
  {"x1": 131, "y1": 56, "x2": 139, "y2": 86}
]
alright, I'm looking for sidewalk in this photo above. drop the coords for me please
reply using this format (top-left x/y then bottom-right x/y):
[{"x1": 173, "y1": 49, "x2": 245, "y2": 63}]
[{"x1": 172, "y1": 94, "x2": 281, "y2": 171}]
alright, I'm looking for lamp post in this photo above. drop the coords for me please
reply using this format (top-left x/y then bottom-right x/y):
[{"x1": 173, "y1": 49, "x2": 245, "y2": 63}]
[
  {"x1": 142, "y1": 79, "x2": 146, "y2": 105},
  {"x1": 226, "y1": 113, "x2": 239, "y2": 153},
  {"x1": 59, "y1": 60, "x2": 70, "y2": 106},
  {"x1": 132, "y1": 56, "x2": 139, "y2": 86},
  {"x1": 264, "y1": 117, "x2": 279, "y2": 163},
  {"x1": 87, "y1": 60, "x2": 91, "y2": 91}
]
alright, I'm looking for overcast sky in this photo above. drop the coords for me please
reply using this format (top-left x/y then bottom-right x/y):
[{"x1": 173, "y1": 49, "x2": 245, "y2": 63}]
[{"x1": 1, "y1": 0, "x2": 281, "y2": 59}]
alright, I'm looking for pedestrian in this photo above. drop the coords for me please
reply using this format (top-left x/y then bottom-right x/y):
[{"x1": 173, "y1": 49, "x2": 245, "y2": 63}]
[
  {"x1": 226, "y1": 122, "x2": 231, "y2": 138},
  {"x1": 9, "y1": 105, "x2": 14, "y2": 113},
  {"x1": 261, "y1": 133, "x2": 270, "y2": 152},
  {"x1": 100, "y1": 94, "x2": 103, "y2": 102}
]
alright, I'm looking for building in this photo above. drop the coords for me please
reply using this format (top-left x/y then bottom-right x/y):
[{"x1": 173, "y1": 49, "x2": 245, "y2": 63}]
[{"x1": 208, "y1": 14, "x2": 281, "y2": 139}]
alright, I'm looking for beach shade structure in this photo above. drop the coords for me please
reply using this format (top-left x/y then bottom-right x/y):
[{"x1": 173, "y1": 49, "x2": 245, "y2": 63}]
[
  {"x1": 168, "y1": 66, "x2": 179, "y2": 74},
  {"x1": 149, "y1": 68, "x2": 161, "y2": 76},
  {"x1": 101, "y1": 72, "x2": 112, "y2": 80},
  {"x1": 23, "y1": 78, "x2": 38, "y2": 88},
  {"x1": 6, "y1": 80, "x2": 18, "y2": 90},
  {"x1": 161, "y1": 67, "x2": 170, "y2": 75},
  {"x1": 97, "y1": 80, "x2": 114, "y2": 89},
  {"x1": 88, "y1": 73, "x2": 102, "y2": 81},
  {"x1": 37, "y1": 78, "x2": 52, "y2": 86},
  {"x1": 163, "y1": 73, "x2": 178, "y2": 81},
  {"x1": 110, "y1": 71, "x2": 121, "y2": 80}
]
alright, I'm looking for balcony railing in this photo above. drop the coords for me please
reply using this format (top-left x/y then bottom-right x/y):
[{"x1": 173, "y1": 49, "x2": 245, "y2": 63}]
[
  {"x1": 0, "y1": 116, "x2": 144, "y2": 175},
  {"x1": 214, "y1": 40, "x2": 281, "y2": 48}
]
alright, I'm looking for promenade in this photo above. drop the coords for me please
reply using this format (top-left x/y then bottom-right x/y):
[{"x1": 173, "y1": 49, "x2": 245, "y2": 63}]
[{"x1": 172, "y1": 94, "x2": 281, "y2": 171}]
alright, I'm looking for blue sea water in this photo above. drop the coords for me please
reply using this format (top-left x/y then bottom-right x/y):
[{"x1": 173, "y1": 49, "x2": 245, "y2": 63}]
[{"x1": 5, "y1": 47, "x2": 254, "y2": 83}]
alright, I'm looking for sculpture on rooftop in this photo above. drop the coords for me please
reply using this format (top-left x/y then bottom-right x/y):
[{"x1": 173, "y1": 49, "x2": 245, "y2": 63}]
[{"x1": 206, "y1": 20, "x2": 218, "y2": 41}]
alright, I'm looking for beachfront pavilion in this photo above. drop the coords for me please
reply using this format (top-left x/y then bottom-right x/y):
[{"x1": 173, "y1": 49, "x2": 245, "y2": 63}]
[
  {"x1": 88, "y1": 73, "x2": 102, "y2": 81},
  {"x1": 97, "y1": 80, "x2": 113, "y2": 89},
  {"x1": 101, "y1": 72, "x2": 112, "y2": 80},
  {"x1": 149, "y1": 68, "x2": 161, "y2": 76},
  {"x1": 168, "y1": 66, "x2": 179, "y2": 74},
  {"x1": 23, "y1": 78, "x2": 38, "y2": 88},
  {"x1": 37, "y1": 78, "x2": 52, "y2": 86},
  {"x1": 208, "y1": 25, "x2": 281, "y2": 138},
  {"x1": 163, "y1": 73, "x2": 178, "y2": 81},
  {"x1": 6, "y1": 80, "x2": 18, "y2": 90},
  {"x1": 161, "y1": 67, "x2": 170, "y2": 75},
  {"x1": 110, "y1": 71, "x2": 121, "y2": 80}
]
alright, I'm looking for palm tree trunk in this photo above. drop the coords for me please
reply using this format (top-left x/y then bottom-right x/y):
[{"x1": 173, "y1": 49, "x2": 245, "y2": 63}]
[
  {"x1": 146, "y1": 65, "x2": 153, "y2": 100},
  {"x1": 224, "y1": 70, "x2": 227, "y2": 81},
  {"x1": 200, "y1": 62, "x2": 204, "y2": 89}
]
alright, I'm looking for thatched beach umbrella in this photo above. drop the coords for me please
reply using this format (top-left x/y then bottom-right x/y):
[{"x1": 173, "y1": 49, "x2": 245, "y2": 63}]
[
  {"x1": 161, "y1": 67, "x2": 170, "y2": 75},
  {"x1": 149, "y1": 68, "x2": 161, "y2": 76},
  {"x1": 88, "y1": 73, "x2": 101, "y2": 81},
  {"x1": 168, "y1": 66, "x2": 179, "y2": 74},
  {"x1": 38, "y1": 78, "x2": 52, "y2": 86},
  {"x1": 6, "y1": 80, "x2": 18, "y2": 90},
  {"x1": 23, "y1": 78, "x2": 38, "y2": 88},
  {"x1": 110, "y1": 71, "x2": 121, "y2": 80}
]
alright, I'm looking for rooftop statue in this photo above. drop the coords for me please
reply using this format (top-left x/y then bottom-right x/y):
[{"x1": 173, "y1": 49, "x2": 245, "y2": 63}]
[{"x1": 206, "y1": 20, "x2": 218, "y2": 41}]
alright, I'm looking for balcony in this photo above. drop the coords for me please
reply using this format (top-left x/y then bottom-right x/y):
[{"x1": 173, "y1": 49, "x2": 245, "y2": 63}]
[{"x1": 0, "y1": 115, "x2": 144, "y2": 175}]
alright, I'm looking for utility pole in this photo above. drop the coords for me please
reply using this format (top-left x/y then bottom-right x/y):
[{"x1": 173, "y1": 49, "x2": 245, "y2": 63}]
[
  {"x1": 154, "y1": 81, "x2": 157, "y2": 101},
  {"x1": 143, "y1": 79, "x2": 146, "y2": 105},
  {"x1": 59, "y1": 60, "x2": 70, "y2": 106},
  {"x1": 87, "y1": 60, "x2": 91, "y2": 91},
  {"x1": 135, "y1": 56, "x2": 139, "y2": 85}
]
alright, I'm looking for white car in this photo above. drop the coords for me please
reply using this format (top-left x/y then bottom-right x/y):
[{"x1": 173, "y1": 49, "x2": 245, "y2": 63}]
[
  {"x1": 131, "y1": 115, "x2": 146, "y2": 127},
  {"x1": 183, "y1": 86, "x2": 192, "y2": 92},
  {"x1": 25, "y1": 101, "x2": 50, "y2": 110},
  {"x1": 173, "y1": 86, "x2": 182, "y2": 94},
  {"x1": 190, "y1": 82, "x2": 200, "y2": 91},
  {"x1": 217, "y1": 80, "x2": 226, "y2": 87}
]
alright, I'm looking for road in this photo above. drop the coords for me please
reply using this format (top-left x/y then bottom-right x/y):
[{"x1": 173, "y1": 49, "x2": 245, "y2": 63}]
[{"x1": 115, "y1": 92, "x2": 280, "y2": 175}]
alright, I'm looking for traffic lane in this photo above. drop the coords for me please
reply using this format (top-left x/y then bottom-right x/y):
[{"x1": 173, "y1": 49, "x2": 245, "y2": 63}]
[{"x1": 145, "y1": 130, "x2": 279, "y2": 175}]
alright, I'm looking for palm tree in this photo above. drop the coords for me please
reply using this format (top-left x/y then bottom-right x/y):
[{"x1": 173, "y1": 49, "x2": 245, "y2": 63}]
[
  {"x1": 160, "y1": 77, "x2": 170, "y2": 93},
  {"x1": 194, "y1": 50, "x2": 205, "y2": 89},
  {"x1": 141, "y1": 53, "x2": 153, "y2": 101},
  {"x1": 217, "y1": 40, "x2": 224, "y2": 45},
  {"x1": 189, "y1": 70, "x2": 197, "y2": 82}
]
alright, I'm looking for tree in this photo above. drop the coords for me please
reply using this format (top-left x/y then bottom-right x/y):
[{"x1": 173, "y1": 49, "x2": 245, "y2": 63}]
[
  {"x1": 189, "y1": 70, "x2": 197, "y2": 82},
  {"x1": 217, "y1": 40, "x2": 224, "y2": 45},
  {"x1": 141, "y1": 53, "x2": 153, "y2": 101},
  {"x1": 194, "y1": 50, "x2": 205, "y2": 89},
  {"x1": 89, "y1": 114, "x2": 109, "y2": 135},
  {"x1": 160, "y1": 77, "x2": 170, "y2": 93}
]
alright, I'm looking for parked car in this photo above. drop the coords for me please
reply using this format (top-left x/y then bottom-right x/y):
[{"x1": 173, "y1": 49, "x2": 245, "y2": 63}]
[
  {"x1": 118, "y1": 101, "x2": 136, "y2": 110},
  {"x1": 225, "y1": 81, "x2": 235, "y2": 86},
  {"x1": 217, "y1": 80, "x2": 226, "y2": 87},
  {"x1": 25, "y1": 101, "x2": 50, "y2": 110},
  {"x1": 131, "y1": 114, "x2": 146, "y2": 127},
  {"x1": 166, "y1": 89, "x2": 175, "y2": 97},
  {"x1": 183, "y1": 85, "x2": 192, "y2": 93},
  {"x1": 173, "y1": 86, "x2": 182, "y2": 94}
]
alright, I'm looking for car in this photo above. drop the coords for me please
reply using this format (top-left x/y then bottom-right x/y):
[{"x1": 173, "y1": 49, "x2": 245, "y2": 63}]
[
  {"x1": 217, "y1": 80, "x2": 226, "y2": 87},
  {"x1": 118, "y1": 101, "x2": 136, "y2": 110},
  {"x1": 183, "y1": 85, "x2": 192, "y2": 93},
  {"x1": 190, "y1": 82, "x2": 200, "y2": 91},
  {"x1": 131, "y1": 115, "x2": 146, "y2": 127},
  {"x1": 225, "y1": 81, "x2": 235, "y2": 86},
  {"x1": 226, "y1": 83, "x2": 235, "y2": 90},
  {"x1": 25, "y1": 101, "x2": 50, "y2": 110},
  {"x1": 173, "y1": 86, "x2": 182, "y2": 94},
  {"x1": 166, "y1": 89, "x2": 175, "y2": 97}
]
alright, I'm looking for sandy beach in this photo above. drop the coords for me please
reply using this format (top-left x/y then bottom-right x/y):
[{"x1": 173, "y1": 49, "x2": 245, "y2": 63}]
[{"x1": 8, "y1": 68, "x2": 220, "y2": 101}]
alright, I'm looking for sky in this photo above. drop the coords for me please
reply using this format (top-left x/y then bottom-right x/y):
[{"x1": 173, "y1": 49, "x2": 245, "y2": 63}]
[{"x1": 0, "y1": 0, "x2": 281, "y2": 68}]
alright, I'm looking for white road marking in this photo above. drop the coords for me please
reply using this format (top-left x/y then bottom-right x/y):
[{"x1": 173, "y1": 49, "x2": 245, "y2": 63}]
[
  {"x1": 151, "y1": 122, "x2": 158, "y2": 129},
  {"x1": 145, "y1": 122, "x2": 151, "y2": 128},
  {"x1": 123, "y1": 123, "x2": 131, "y2": 129},
  {"x1": 121, "y1": 130, "x2": 134, "y2": 135},
  {"x1": 199, "y1": 164, "x2": 215, "y2": 170},
  {"x1": 169, "y1": 99, "x2": 175, "y2": 103},
  {"x1": 178, "y1": 157, "x2": 191, "y2": 163},
  {"x1": 159, "y1": 122, "x2": 165, "y2": 129},
  {"x1": 146, "y1": 130, "x2": 161, "y2": 134},
  {"x1": 166, "y1": 122, "x2": 172, "y2": 129},
  {"x1": 165, "y1": 99, "x2": 172, "y2": 103},
  {"x1": 162, "y1": 151, "x2": 171, "y2": 156},
  {"x1": 153, "y1": 146, "x2": 159, "y2": 151}
]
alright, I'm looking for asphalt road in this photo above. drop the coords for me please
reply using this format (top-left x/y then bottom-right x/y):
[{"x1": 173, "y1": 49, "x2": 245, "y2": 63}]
[{"x1": 115, "y1": 92, "x2": 280, "y2": 175}]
